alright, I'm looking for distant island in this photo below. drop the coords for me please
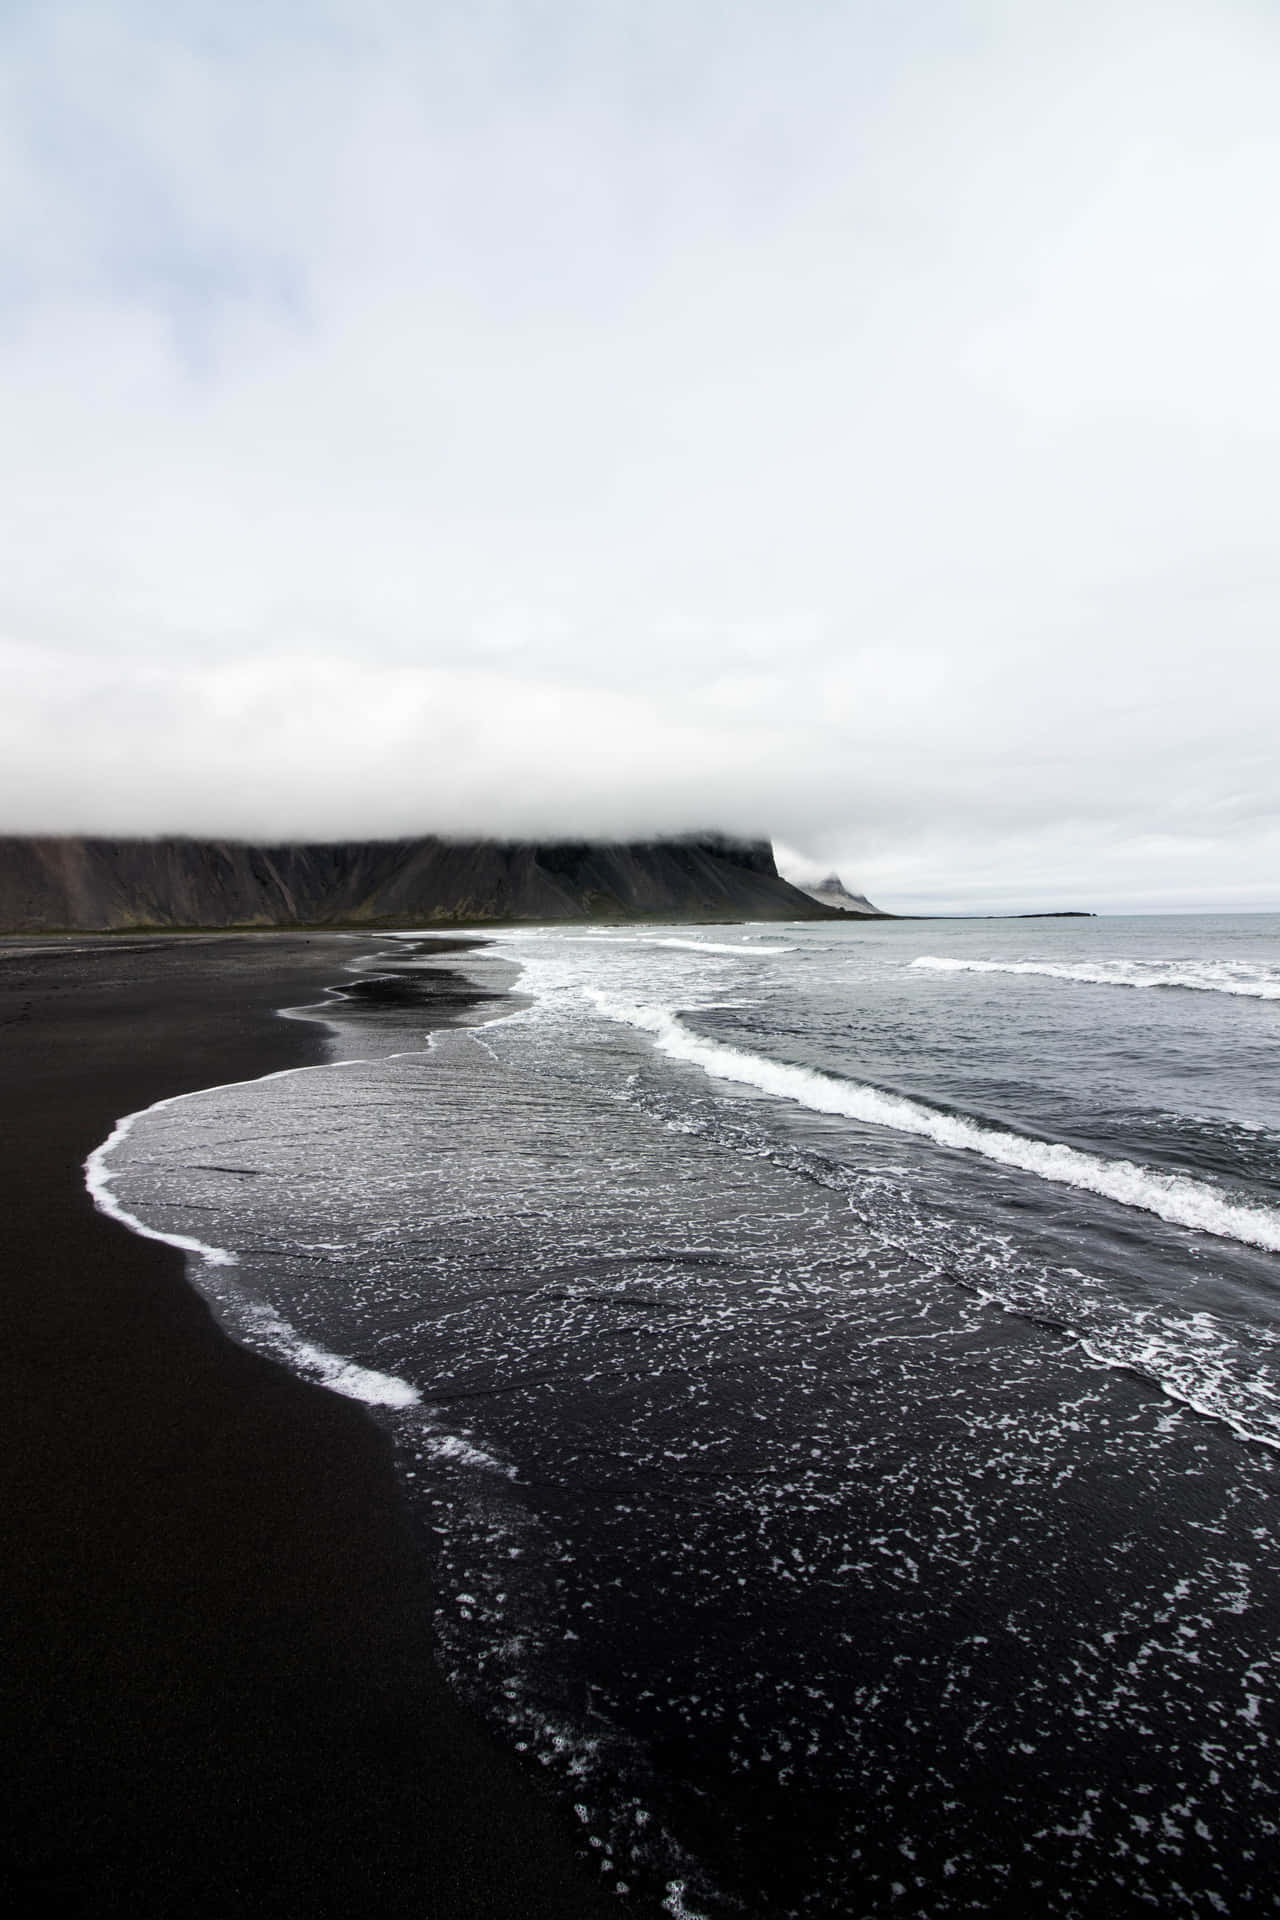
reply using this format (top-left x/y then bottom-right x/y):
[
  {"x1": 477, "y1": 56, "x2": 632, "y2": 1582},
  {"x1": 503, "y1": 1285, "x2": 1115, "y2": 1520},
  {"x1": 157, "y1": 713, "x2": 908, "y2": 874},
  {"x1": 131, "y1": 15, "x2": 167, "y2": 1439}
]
[{"x1": 0, "y1": 833, "x2": 855, "y2": 932}]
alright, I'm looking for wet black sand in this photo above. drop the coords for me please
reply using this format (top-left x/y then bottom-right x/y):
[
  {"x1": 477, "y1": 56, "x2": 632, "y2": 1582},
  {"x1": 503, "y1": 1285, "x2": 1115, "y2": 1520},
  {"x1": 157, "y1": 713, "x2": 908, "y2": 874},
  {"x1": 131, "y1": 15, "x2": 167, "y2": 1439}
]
[{"x1": 0, "y1": 932, "x2": 621, "y2": 1919}]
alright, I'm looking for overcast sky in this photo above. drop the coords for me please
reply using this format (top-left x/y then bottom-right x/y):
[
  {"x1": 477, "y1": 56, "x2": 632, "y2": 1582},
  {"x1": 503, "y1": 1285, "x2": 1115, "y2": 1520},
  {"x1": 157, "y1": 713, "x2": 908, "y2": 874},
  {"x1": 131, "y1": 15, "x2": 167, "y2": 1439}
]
[{"x1": 1, "y1": 0, "x2": 1276, "y2": 913}]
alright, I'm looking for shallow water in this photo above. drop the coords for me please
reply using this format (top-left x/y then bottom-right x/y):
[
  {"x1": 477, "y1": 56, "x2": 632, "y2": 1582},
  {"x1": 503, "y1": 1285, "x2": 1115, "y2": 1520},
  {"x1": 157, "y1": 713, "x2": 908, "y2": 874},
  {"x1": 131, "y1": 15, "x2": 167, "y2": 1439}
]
[{"x1": 94, "y1": 915, "x2": 1280, "y2": 1915}]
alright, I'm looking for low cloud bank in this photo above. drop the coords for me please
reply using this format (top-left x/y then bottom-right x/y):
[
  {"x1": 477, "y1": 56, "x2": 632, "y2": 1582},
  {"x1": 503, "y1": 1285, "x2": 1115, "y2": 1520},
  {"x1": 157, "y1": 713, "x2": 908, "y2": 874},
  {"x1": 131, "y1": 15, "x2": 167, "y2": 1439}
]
[
  {"x1": 3, "y1": 640, "x2": 1275, "y2": 915},
  {"x1": 3, "y1": 3, "x2": 1278, "y2": 913}
]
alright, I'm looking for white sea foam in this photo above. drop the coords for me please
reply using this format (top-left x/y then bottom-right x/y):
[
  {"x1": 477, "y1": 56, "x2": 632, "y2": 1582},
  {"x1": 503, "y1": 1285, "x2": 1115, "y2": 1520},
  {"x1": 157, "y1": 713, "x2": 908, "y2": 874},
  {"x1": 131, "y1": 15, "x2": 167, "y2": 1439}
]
[
  {"x1": 86, "y1": 1104, "x2": 240, "y2": 1267},
  {"x1": 421, "y1": 1430, "x2": 512, "y2": 1472},
  {"x1": 232, "y1": 1294, "x2": 422, "y2": 1407},
  {"x1": 85, "y1": 1072, "x2": 422, "y2": 1410},
  {"x1": 911, "y1": 955, "x2": 1280, "y2": 999},
  {"x1": 1075, "y1": 1329, "x2": 1280, "y2": 1452},
  {"x1": 650, "y1": 938, "x2": 797, "y2": 956},
  {"x1": 590, "y1": 994, "x2": 1280, "y2": 1255}
]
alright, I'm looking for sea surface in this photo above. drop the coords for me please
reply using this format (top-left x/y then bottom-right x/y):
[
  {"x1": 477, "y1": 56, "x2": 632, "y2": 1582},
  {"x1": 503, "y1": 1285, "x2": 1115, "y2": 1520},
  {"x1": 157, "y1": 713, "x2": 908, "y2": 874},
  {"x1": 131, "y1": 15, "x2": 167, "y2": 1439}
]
[{"x1": 92, "y1": 914, "x2": 1280, "y2": 1916}]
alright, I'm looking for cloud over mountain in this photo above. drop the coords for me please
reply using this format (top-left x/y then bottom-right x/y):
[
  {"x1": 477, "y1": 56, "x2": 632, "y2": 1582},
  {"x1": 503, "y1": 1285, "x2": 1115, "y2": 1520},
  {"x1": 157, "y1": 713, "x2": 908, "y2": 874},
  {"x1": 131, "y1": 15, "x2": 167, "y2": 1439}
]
[{"x1": 2, "y1": 1, "x2": 1277, "y2": 911}]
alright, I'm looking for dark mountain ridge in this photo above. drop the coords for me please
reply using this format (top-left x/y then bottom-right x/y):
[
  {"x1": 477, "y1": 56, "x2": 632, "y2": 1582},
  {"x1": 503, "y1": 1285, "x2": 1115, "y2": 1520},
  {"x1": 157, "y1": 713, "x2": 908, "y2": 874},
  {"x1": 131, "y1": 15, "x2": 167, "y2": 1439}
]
[{"x1": 0, "y1": 833, "x2": 838, "y2": 932}]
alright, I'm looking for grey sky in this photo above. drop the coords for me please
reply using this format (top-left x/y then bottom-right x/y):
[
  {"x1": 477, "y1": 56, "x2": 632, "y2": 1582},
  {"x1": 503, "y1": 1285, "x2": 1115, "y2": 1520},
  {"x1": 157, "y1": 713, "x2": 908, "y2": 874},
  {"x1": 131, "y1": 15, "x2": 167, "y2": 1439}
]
[{"x1": 1, "y1": 0, "x2": 1276, "y2": 912}]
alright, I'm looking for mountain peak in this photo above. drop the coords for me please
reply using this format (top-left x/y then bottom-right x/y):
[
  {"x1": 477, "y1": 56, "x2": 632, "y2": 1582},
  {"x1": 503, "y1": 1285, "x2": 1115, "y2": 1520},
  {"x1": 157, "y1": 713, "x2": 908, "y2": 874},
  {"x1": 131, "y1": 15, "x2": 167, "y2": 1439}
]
[{"x1": 796, "y1": 872, "x2": 883, "y2": 916}]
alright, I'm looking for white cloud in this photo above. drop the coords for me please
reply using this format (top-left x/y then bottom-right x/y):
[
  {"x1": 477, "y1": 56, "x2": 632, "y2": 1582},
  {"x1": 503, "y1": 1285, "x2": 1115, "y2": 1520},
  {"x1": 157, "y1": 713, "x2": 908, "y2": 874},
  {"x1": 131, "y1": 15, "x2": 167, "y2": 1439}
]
[
  {"x1": 1, "y1": 0, "x2": 1277, "y2": 910},
  {"x1": 0, "y1": 640, "x2": 797, "y2": 841}
]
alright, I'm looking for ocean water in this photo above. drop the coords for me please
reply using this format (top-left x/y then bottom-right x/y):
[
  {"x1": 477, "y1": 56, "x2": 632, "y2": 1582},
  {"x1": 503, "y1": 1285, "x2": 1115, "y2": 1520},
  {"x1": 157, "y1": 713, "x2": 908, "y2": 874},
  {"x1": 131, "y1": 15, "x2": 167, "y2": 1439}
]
[{"x1": 92, "y1": 914, "x2": 1280, "y2": 1916}]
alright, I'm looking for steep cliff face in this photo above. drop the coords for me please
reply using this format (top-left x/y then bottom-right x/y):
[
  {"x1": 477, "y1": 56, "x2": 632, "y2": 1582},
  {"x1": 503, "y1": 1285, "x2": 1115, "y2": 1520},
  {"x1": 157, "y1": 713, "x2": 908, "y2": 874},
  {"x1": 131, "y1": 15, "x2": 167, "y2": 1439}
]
[
  {"x1": 0, "y1": 833, "x2": 833, "y2": 931},
  {"x1": 795, "y1": 873, "x2": 884, "y2": 916}
]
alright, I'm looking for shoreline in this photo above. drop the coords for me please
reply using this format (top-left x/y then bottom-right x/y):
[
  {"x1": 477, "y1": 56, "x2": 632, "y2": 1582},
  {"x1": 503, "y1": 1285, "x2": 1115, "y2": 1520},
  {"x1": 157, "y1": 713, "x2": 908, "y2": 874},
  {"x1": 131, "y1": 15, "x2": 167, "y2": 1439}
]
[{"x1": 0, "y1": 932, "x2": 624, "y2": 1918}]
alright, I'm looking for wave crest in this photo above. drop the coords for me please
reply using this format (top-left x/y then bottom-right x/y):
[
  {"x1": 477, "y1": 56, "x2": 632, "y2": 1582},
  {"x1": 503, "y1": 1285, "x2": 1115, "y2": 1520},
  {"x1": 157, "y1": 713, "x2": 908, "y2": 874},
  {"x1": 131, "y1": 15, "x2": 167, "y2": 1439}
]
[
  {"x1": 591, "y1": 993, "x2": 1280, "y2": 1254},
  {"x1": 911, "y1": 955, "x2": 1280, "y2": 999},
  {"x1": 650, "y1": 938, "x2": 797, "y2": 956}
]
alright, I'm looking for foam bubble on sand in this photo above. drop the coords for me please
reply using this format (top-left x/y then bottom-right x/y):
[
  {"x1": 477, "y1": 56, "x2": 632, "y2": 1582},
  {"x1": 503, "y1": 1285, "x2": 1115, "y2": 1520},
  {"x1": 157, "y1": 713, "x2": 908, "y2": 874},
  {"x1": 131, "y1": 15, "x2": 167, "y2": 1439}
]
[
  {"x1": 590, "y1": 994, "x2": 1280, "y2": 1255},
  {"x1": 912, "y1": 955, "x2": 1280, "y2": 1000}
]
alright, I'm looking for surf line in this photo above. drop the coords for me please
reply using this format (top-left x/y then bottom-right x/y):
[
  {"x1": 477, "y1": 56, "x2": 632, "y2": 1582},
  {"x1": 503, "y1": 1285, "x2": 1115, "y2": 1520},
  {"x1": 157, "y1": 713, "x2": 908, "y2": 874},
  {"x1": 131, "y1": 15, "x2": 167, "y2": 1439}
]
[
  {"x1": 592, "y1": 994, "x2": 1280, "y2": 1256},
  {"x1": 85, "y1": 932, "x2": 528, "y2": 1411},
  {"x1": 911, "y1": 954, "x2": 1280, "y2": 1000},
  {"x1": 84, "y1": 1054, "x2": 427, "y2": 1410}
]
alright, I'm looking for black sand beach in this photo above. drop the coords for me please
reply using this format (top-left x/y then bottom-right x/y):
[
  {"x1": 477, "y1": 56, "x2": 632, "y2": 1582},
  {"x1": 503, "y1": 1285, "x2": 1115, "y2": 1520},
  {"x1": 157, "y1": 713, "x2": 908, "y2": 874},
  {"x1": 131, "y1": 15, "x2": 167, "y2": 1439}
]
[{"x1": 0, "y1": 933, "x2": 621, "y2": 1918}]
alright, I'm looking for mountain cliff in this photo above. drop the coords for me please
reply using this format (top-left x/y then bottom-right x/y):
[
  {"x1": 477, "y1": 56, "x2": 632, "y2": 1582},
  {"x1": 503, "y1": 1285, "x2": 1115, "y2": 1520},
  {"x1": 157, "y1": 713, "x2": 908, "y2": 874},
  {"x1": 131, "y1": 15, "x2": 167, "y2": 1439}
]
[
  {"x1": 794, "y1": 872, "x2": 884, "y2": 916},
  {"x1": 0, "y1": 833, "x2": 835, "y2": 932}
]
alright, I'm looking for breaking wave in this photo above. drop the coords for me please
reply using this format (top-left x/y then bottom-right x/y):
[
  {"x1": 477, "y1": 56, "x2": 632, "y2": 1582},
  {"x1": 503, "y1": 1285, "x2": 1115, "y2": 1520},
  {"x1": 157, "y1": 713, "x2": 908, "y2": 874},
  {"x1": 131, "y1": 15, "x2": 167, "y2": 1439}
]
[
  {"x1": 650, "y1": 938, "x2": 797, "y2": 956},
  {"x1": 911, "y1": 955, "x2": 1280, "y2": 1000},
  {"x1": 590, "y1": 994, "x2": 1280, "y2": 1255}
]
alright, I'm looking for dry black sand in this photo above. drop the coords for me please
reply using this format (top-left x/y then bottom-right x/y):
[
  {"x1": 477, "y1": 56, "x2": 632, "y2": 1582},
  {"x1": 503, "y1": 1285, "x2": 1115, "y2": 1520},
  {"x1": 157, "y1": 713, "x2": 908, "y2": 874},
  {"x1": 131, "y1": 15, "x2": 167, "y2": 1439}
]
[{"x1": 0, "y1": 933, "x2": 622, "y2": 1919}]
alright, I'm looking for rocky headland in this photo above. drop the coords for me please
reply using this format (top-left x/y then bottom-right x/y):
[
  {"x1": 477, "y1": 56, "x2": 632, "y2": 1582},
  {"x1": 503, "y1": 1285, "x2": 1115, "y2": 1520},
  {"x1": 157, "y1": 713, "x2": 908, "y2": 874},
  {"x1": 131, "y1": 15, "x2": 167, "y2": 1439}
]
[
  {"x1": 792, "y1": 871, "x2": 885, "y2": 915},
  {"x1": 0, "y1": 833, "x2": 836, "y2": 932}
]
